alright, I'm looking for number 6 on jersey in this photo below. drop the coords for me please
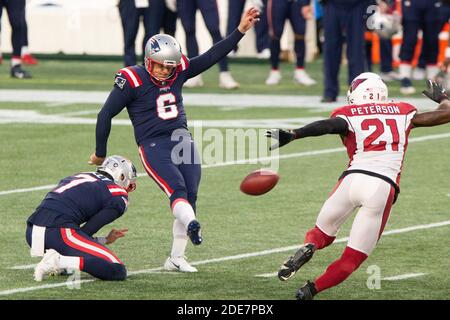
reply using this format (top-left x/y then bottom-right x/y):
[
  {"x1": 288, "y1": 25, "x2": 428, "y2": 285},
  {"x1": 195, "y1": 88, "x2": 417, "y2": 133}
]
[{"x1": 157, "y1": 93, "x2": 178, "y2": 120}]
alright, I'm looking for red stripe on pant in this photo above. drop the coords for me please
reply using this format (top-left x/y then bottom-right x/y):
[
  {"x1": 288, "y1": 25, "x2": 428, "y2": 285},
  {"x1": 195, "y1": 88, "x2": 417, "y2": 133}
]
[
  {"x1": 60, "y1": 229, "x2": 122, "y2": 264},
  {"x1": 138, "y1": 146, "x2": 174, "y2": 196},
  {"x1": 378, "y1": 186, "x2": 396, "y2": 240}
]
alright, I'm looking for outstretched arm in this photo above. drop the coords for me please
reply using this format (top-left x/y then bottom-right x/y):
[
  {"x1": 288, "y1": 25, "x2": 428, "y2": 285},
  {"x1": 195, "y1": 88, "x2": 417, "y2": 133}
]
[
  {"x1": 266, "y1": 117, "x2": 349, "y2": 150},
  {"x1": 186, "y1": 7, "x2": 260, "y2": 79},
  {"x1": 413, "y1": 81, "x2": 450, "y2": 127},
  {"x1": 89, "y1": 88, "x2": 129, "y2": 165}
]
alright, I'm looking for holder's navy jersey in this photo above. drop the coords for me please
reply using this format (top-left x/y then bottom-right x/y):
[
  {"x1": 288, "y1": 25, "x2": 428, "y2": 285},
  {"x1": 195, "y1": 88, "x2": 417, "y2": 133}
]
[
  {"x1": 95, "y1": 29, "x2": 245, "y2": 157},
  {"x1": 27, "y1": 172, "x2": 128, "y2": 231}
]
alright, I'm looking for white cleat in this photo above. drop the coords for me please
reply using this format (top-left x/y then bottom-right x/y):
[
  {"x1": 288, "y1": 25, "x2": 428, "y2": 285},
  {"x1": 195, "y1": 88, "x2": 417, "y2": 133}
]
[
  {"x1": 34, "y1": 249, "x2": 61, "y2": 282},
  {"x1": 164, "y1": 256, "x2": 198, "y2": 273},
  {"x1": 184, "y1": 75, "x2": 204, "y2": 88},
  {"x1": 256, "y1": 48, "x2": 271, "y2": 59},
  {"x1": 265, "y1": 70, "x2": 282, "y2": 85},
  {"x1": 219, "y1": 72, "x2": 240, "y2": 89},
  {"x1": 412, "y1": 68, "x2": 426, "y2": 81},
  {"x1": 294, "y1": 69, "x2": 316, "y2": 86}
]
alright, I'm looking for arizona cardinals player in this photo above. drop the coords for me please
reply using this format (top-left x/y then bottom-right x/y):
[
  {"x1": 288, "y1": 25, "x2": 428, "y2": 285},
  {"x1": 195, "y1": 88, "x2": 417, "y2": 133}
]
[{"x1": 267, "y1": 73, "x2": 450, "y2": 299}]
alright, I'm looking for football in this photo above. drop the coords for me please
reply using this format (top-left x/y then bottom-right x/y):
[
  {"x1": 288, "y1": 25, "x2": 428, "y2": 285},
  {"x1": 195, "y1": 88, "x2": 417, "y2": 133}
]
[{"x1": 240, "y1": 169, "x2": 280, "y2": 196}]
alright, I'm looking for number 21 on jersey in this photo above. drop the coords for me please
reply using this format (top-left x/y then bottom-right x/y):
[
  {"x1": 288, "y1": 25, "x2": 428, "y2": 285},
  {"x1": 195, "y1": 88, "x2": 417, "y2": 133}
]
[
  {"x1": 157, "y1": 93, "x2": 178, "y2": 120},
  {"x1": 360, "y1": 117, "x2": 402, "y2": 152}
]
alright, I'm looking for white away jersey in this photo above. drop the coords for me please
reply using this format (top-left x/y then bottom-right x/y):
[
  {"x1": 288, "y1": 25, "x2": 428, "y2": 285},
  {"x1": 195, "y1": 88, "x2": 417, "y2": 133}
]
[{"x1": 331, "y1": 102, "x2": 417, "y2": 184}]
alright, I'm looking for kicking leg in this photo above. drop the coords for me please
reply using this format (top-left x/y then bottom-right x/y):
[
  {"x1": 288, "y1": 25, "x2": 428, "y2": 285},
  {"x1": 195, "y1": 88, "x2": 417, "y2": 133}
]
[{"x1": 278, "y1": 176, "x2": 356, "y2": 281}]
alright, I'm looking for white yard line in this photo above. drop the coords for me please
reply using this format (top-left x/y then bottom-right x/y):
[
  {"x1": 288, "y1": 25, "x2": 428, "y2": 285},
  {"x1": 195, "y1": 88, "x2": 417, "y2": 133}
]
[
  {"x1": 2, "y1": 131, "x2": 450, "y2": 197},
  {"x1": 3, "y1": 220, "x2": 449, "y2": 296},
  {"x1": 0, "y1": 89, "x2": 437, "y2": 110},
  {"x1": 8, "y1": 264, "x2": 37, "y2": 270},
  {"x1": 255, "y1": 272, "x2": 428, "y2": 280},
  {"x1": 382, "y1": 273, "x2": 427, "y2": 281}
]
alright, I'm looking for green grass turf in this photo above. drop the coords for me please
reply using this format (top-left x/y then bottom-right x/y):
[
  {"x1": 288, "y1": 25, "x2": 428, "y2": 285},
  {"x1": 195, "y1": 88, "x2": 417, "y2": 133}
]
[
  {"x1": 0, "y1": 58, "x2": 449, "y2": 300},
  {"x1": 0, "y1": 57, "x2": 431, "y2": 97}
]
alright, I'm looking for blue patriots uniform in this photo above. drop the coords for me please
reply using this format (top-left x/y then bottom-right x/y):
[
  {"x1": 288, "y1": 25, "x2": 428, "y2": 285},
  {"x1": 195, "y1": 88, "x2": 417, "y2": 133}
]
[
  {"x1": 95, "y1": 29, "x2": 244, "y2": 210},
  {"x1": 26, "y1": 172, "x2": 129, "y2": 281},
  {"x1": 27, "y1": 172, "x2": 128, "y2": 232}
]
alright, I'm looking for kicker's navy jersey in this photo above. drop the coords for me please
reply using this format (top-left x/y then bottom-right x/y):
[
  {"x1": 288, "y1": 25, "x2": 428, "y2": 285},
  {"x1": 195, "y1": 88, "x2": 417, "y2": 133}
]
[
  {"x1": 95, "y1": 29, "x2": 245, "y2": 157},
  {"x1": 27, "y1": 172, "x2": 128, "y2": 230}
]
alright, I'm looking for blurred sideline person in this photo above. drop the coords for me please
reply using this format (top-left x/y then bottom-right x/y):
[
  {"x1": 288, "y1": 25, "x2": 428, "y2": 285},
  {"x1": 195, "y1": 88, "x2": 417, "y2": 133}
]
[
  {"x1": 267, "y1": 74, "x2": 450, "y2": 299},
  {"x1": 227, "y1": 0, "x2": 270, "y2": 59},
  {"x1": 20, "y1": 0, "x2": 38, "y2": 65},
  {"x1": 89, "y1": 8, "x2": 260, "y2": 272},
  {"x1": 177, "y1": 0, "x2": 239, "y2": 89},
  {"x1": 364, "y1": 1, "x2": 401, "y2": 81},
  {"x1": 148, "y1": 0, "x2": 177, "y2": 38},
  {"x1": 26, "y1": 156, "x2": 137, "y2": 282},
  {"x1": 398, "y1": 0, "x2": 442, "y2": 95},
  {"x1": 321, "y1": 0, "x2": 368, "y2": 102},
  {"x1": 265, "y1": 0, "x2": 316, "y2": 86},
  {"x1": 0, "y1": 0, "x2": 31, "y2": 78},
  {"x1": 118, "y1": 0, "x2": 153, "y2": 67}
]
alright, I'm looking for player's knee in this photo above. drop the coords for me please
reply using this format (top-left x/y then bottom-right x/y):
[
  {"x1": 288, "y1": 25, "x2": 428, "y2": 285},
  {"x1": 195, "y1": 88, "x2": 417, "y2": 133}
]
[
  {"x1": 170, "y1": 189, "x2": 188, "y2": 204},
  {"x1": 109, "y1": 263, "x2": 127, "y2": 281}
]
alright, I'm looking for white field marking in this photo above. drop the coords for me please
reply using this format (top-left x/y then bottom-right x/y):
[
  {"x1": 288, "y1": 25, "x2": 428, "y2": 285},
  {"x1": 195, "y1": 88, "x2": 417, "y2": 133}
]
[
  {"x1": 8, "y1": 264, "x2": 37, "y2": 270},
  {"x1": 255, "y1": 272, "x2": 429, "y2": 280},
  {"x1": 0, "y1": 184, "x2": 57, "y2": 196},
  {"x1": 382, "y1": 273, "x2": 427, "y2": 281},
  {"x1": 0, "y1": 89, "x2": 437, "y2": 110},
  {"x1": 254, "y1": 220, "x2": 450, "y2": 278},
  {"x1": 2, "y1": 131, "x2": 450, "y2": 197},
  {"x1": 2, "y1": 220, "x2": 450, "y2": 296},
  {"x1": 0, "y1": 109, "x2": 323, "y2": 128}
]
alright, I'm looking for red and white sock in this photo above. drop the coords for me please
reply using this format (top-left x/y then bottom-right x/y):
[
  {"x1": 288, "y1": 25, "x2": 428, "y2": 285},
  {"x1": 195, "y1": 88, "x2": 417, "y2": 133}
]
[
  {"x1": 11, "y1": 56, "x2": 21, "y2": 67},
  {"x1": 314, "y1": 246, "x2": 367, "y2": 293},
  {"x1": 304, "y1": 226, "x2": 335, "y2": 250}
]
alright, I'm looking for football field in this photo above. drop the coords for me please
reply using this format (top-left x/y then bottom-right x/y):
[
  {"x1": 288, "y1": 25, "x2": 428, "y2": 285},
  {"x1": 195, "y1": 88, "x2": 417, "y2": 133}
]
[{"x1": 0, "y1": 58, "x2": 450, "y2": 300}]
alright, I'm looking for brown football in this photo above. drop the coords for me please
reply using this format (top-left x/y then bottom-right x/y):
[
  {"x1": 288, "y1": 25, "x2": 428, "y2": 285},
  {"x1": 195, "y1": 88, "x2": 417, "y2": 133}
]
[{"x1": 240, "y1": 169, "x2": 280, "y2": 196}]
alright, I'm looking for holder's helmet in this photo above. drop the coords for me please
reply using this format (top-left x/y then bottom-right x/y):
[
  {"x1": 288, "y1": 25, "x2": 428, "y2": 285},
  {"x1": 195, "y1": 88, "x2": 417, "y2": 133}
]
[{"x1": 97, "y1": 155, "x2": 137, "y2": 192}]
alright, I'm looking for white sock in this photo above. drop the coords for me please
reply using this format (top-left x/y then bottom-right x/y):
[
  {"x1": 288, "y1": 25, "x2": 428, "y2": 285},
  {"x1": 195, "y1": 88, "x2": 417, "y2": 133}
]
[
  {"x1": 399, "y1": 63, "x2": 412, "y2": 79},
  {"x1": 426, "y1": 65, "x2": 439, "y2": 79},
  {"x1": 172, "y1": 199, "x2": 196, "y2": 228},
  {"x1": 170, "y1": 219, "x2": 188, "y2": 258},
  {"x1": 59, "y1": 255, "x2": 81, "y2": 270},
  {"x1": 21, "y1": 46, "x2": 29, "y2": 56},
  {"x1": 11, "y1": 57, "x2": 21, "y2": 67}
]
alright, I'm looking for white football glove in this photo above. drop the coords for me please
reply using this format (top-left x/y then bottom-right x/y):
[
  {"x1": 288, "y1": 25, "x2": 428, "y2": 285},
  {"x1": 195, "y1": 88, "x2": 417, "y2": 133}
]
[{"x1": 165, "y1": 0, "x2": 177, "y2": 12}]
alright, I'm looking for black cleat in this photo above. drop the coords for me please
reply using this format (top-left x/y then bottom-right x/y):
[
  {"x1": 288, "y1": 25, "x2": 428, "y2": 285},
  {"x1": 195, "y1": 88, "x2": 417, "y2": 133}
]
[
  {"x1": 11, "y1": 65, "x2": 32, "y2": 79},
  {"x1": 187, "y1": 220, "x2": 202, "y2": 245},
  {"x1": 296, "y1": 281, "x2": 317, "y2": 300},
  {"x1": 278, "y1": 243, "x2": 315, "y2": 281},
  {"x1": 320, "y1": 96, "x2": 337, "y2": 103}
]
